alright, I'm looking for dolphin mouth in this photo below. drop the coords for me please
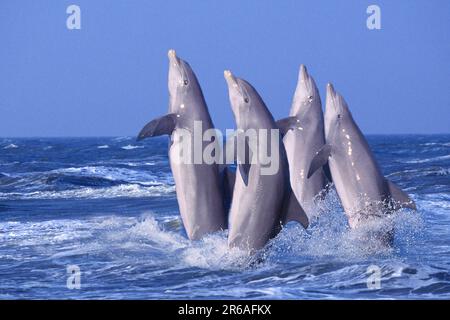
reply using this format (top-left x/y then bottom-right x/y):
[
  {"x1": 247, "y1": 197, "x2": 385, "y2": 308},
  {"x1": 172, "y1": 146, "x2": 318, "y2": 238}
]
[
  {"x1": 224, "y1": 70, "x2": 238, "y2": 88},
  {"x1": 297, "y1": 64, "x2": 314, "y2": 100},
  {"x1": 224, "y1": 70, "x2": 250, "y2": 103},
  {"x1": 168, "y1": 49, "x2": 178, "y2": 64},
  {"x1": 299, "y1": 64, "x2": 309, "y2": 82},
  {"x1": 326, "y1": 83, "x2": 338, "y2": 112},
  {"x1": 168, "y1": 49, "x2": 189, "y2": 84}
]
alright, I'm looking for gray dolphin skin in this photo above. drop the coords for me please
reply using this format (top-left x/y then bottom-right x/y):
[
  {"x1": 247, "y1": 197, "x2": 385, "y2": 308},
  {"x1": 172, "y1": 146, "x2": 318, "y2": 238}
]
[
  {"x1": 308, "y1": 83, "x2": 416, "y2": 229},
  {"x1": 277, "y1": 65, "x2": 328, "y2": 218},
  {"x1": 224, "y1": 70, "x2": 309, "y2": 252},
  {"x1": 137, "y1": 50, "x2": 228, "y2": 240}
]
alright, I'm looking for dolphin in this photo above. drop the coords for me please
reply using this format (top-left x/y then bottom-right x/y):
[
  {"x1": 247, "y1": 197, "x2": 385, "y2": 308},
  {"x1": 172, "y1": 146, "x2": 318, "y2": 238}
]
[
  {"x1": 137, "y1": 50, "x2": 229, "y2": 240},
  {"x1": 276, "y1": 65, "x2": 328, "y2": 218},
  {"x1": 308, "y1": 83, "x2": 416, "y2": 230},
  {"x1": 224, "y1": 70, "x2": 309, "y2": 252}
]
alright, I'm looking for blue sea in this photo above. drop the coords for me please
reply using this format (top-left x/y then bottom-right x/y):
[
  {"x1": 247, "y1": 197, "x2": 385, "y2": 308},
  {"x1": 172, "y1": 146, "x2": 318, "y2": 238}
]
[{"x1": 0, "y1": 135, "x2": 449, "y2": 299}]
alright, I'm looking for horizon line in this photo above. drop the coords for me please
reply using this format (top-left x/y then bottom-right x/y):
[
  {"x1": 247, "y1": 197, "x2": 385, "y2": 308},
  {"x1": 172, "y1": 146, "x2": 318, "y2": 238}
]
[{"x1": 1, "y1": 133, "x2": 450, "y2": 139}]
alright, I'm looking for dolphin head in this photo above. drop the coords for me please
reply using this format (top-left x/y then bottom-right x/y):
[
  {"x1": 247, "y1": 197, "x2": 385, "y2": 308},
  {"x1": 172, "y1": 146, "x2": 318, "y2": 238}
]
[
  {"x1": 290, "y1": 65, "x2": 321, "y2": 117},
  {"x1": 324, "y1": 83, "x2": 352, "y2": 138},
  {"x1": 167, "y1": 49, "x2": 201, "y2": 112},
  {"x1": 224, "y1": 70, "x2": 266, "y2": 127}
]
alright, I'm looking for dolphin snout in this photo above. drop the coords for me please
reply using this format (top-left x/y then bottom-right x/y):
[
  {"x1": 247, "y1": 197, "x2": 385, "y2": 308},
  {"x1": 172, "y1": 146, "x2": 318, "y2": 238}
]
[
  {"x1": 224, "y1": 70, "x2": 238, "y2": 88},
  {"x1": 326, "y1": 83, "x2": 338, "y2": 112},
  {"x1": 168, "y1": 49, "x2": 180, "y2": 66},
  {"x1": 168, "y1": 49, "x2": 176, "y2": 59},
  {"x1": 299, "y1": 64, "x2": 308, "y2": 82},
  {"x1": 326, "y1": 83, "x2": 336, "y2": 97}
]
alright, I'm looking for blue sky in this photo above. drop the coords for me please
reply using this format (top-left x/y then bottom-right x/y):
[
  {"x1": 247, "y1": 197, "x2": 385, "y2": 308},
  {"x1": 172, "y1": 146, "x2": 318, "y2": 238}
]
[{"x1": 1, "y1": 0, "x2": 449, "y2": 136}]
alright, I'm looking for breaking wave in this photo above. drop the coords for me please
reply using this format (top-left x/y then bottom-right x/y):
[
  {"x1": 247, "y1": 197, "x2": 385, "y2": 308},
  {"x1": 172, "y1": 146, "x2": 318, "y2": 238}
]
[
  {"x1": 3, "y1": 144, "x2": 18, "y2": 149},
  {"x1": 404, "y1": 154, "x2": 450, "y2": 164}
]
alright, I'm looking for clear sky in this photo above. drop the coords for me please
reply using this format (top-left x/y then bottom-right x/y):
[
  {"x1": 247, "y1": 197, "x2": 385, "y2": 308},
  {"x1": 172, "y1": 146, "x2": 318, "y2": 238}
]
[{"x1": 1, "y1": 0, "x2": 449, "y2": 136}]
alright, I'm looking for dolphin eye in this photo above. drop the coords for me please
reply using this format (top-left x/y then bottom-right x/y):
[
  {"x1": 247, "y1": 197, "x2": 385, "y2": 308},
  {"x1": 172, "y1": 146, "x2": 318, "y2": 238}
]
[
  {"x1": 183, "y1": 79, "x2": 189, "y2": 85},
  {"x1": 244, "y1": 97, "x2": 249, "y2": 103},
  {"x1": 337, "y1": 114, "x2": 342, "y2": 119}
]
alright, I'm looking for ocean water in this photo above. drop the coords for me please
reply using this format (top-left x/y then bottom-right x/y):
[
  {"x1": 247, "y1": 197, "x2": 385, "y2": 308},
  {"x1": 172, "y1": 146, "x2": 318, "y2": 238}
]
[{"x1": 0, "y1": 135, "x2": 449, "y2": 299}]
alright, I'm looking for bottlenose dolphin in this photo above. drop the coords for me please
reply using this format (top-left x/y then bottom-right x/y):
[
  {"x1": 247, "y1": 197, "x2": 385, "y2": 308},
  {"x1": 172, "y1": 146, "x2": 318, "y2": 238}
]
[
  {"x1": 308, "y1": 83, "x2": 416, "y2": 230},
  {"x1": 277, "y1": 65, "x2": 328, "y2": 218},
  {"x1": 224, "y1": 70, "x2": 309, "y2": 252},
  {"x1": 137, "y1": 50, "x2": 228, "y2": 240}
]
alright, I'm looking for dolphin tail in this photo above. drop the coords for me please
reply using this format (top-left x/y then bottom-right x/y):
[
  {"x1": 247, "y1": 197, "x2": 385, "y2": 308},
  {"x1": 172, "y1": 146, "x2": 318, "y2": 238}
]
[
  {"x1": 136, "y1": 113, "x2": 177, "y2": 141},
  {"x1": 307, "y1": 144, "x2": 332, "y2": 179},
  {"x1": 282, "y1": 189, "x2": 309, "y2": 229},
  {"x1": 385, "y1": 179, "x2": 416, "y2": 210}
]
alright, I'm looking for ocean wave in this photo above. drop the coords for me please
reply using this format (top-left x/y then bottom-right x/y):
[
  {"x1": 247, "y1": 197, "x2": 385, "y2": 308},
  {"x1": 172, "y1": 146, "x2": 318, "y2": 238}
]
[
  {"x1": 387, "y1": 167, "x2": 450, "y2": 178},
  {"x1": 4, "y1": 165, "x2": 170, "y2": 185},
  {"x1": 122, "y1": 161, "x2": 156, "y2": 167},
  {"x1": 421, "y1": 142, "x2": 450, "y2": 147},
  {"x1": 49, "y1": 166, "x2": 164, "y2": 184},
  {"x1": 97, "y1": 145, "x2": 109, "y2": 149},
  {"x1": 404, "y1": 154, "x2": 450, "y2": 164},
  {"x1": 0, "y1": 183, "x2": 175, "y2": 200},
  {"x1": 121, "y1": 145, "x2": 144, "y2": 150},
  {"x1": 0, "y1": 200, "x2": 436, "y2": 299},
  {"x1": 113, "y1": 136, "x2": 132, "y2": 142},
  {"x1": 3, "y1": 144, "x2": 18, "y2": 149}
]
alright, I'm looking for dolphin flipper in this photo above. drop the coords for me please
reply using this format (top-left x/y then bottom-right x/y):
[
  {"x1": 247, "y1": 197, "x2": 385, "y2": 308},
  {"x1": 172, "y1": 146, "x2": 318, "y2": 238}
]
[
  {"x1": 137, "y1": 113, "x2": 177, "y2": 141},
  {"x1": 238, "y1": 133, "x2": 254, "y2": 186},
  {"x1": 282, "y1": 189, "x2": 309, "y2": 229},
  {"x1": 276, "y1": 117, "x2": 298, "y2": 136},
  {"x1": 220, "y1": 166, "x2": 236, "y2": 214},
  {"x1": 238, "y1": 162, "x2": 251, "y2": 186},
  {"x1": 323, "y1": 163, "x2": 333, "y2": 183},
  {"x1": 226, "y1": 131, "x2": 253, "y2": 186},
  {"x1": 385, "y1": 179, "x2": 416, "y2": 210},
  {"x1": 307, "y1": 144, "x2": 332, "y2": 179},
  {"x1": 224, "y1": 166, "x2": 236, "y2": 194}
]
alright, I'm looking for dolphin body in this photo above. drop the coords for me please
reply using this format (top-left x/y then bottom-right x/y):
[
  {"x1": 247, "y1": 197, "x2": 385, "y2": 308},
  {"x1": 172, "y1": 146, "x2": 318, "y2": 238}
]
[
  {"x1": 277, "y1": 65, "x2": 328, "y2": 218},
  {"x1": 308, "y1": 83, "x2": 416, "y2": 231},
  {"x1": 224, "y1": 70, "x2": 309, "y2": 252},
  {"x1": 137, "y1": 50, "x2": 229, "y2": 240}
]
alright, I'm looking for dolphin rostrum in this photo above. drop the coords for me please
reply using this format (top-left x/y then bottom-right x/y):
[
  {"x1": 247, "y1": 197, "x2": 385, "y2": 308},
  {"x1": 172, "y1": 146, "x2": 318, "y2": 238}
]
[
  {"x1": 224, "y1": 70, "x2": 309, "y2": 252},
  {"x1": 137, "y1": 50, "x2": 229, "y2": 240},
  {"x1": 308, "y1": 83, "x2": 416, "y2": 230},
  {"x1": 277, "y1": 65, "x2": 329, "y2": 218}
]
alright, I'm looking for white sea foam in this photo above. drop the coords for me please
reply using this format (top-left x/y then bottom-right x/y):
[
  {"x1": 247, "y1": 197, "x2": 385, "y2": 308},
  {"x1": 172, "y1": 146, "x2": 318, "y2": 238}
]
[
  {"x1": 49, "y1": 165, "x2": 171, "y2": 185},
  {"x1": 113, "y1": 136, "x2": 131, "y2": 142},
  {"x1": 421, "y1": 142, "x2": 450, "y2": 147},
  {"x1": 0, "y1": 184, "x2": 175, "y2": 200},
  {"x1": 97, "y1": 145, "x2": 109, "y2": 149},
  {"x1": 3, "y1": 144, "x2": 18, "y2": 149},
  {"x1": 121, "y1": 145, "x2": 143, "y2": 150},
  {"x1": 404, "y1": 154, "x2": 450, "y2": 164}
]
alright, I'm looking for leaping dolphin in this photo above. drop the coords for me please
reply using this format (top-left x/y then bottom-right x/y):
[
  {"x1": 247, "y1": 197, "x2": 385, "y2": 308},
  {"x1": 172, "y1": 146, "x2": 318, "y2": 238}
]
[
  {"x1": 308, "y1": 83, "x2": 416, "y2": 231},
  {"x1": 224, "y1": 70, "x2": 309, "y2": 252},
  {"x1": 137, "y1": 50, "x2": 229, "y2": 240},
  {"x1": 277, "y1": 65, "x2": 328, "y2": 218}
]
